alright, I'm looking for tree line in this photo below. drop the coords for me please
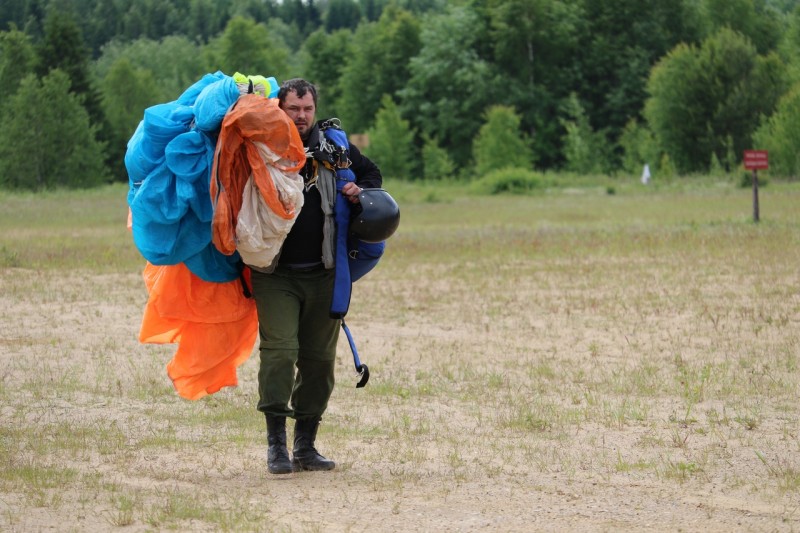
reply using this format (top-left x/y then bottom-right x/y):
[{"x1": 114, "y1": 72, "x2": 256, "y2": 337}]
[{"x1": 2, "y1": 0, "x2": 800, "y2": 190}]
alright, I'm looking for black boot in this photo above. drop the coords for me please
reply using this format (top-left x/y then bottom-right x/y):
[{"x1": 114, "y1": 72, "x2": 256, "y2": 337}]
[
  {"x1": 266, "y1": 415, "x2": 293, "y2": 475},
  {"x1": 292, "y1": 417, "x2": 335, "y2": 471}
]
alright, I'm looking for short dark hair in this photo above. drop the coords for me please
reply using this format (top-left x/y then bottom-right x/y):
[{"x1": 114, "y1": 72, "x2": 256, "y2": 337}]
[{"x1": 278, "y1": 78, "x2": 318, "y2": 106}]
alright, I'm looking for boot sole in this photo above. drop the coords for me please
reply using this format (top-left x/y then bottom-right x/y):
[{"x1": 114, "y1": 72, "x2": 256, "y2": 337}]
[
  {"x1": 292, "y1": 459, "x2": 335, "y2": 472},
  {"x1": 268, "y1": 450, "x2": 293, "y2": 475}
]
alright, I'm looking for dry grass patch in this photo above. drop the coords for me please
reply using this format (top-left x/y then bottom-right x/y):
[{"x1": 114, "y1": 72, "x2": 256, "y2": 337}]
[{"x1": 1, "y1": 182, "x2": 799, "y2": 531}]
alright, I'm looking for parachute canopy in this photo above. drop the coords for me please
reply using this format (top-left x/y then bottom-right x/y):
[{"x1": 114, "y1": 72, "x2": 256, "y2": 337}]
[{"x1": 125, "y1": 71, "x2": 302, "y2": 400}]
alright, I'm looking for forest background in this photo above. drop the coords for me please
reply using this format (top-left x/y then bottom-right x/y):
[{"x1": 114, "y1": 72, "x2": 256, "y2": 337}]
[{"x1": 2, "y1": 0, "x2": 800, "y2": 190}]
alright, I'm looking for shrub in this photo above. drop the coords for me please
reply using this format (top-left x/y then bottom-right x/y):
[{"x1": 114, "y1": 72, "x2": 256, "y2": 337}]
[
  {"x1": 739, "y1": 171, "x2": 769, "y2": 188},
  {"x1": 470, "y1": 167, "x2": 547, "y2": 195}
]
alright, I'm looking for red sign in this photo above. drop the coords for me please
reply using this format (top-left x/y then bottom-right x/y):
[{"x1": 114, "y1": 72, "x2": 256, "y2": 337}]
[{"x1": 743, "y1": 150, "x2": 769, "y2": 170}]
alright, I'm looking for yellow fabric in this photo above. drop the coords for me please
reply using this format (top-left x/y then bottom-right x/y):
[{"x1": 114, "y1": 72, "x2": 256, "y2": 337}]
[{"x1": 233, "y1": 72, "x2": 275, "y2": 97}]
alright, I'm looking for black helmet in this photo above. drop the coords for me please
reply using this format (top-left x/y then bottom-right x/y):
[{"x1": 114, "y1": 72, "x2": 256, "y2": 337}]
[{"x1": 350, "y1": 188, "x2": 400, "y2": 243}]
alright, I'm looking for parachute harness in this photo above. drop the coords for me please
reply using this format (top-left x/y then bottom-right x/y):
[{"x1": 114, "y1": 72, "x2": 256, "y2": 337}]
[
  {"x1": 315, "y1": 119, "x2": 352, "y2": 171},
  {"x1": 310, "y1": 118, "x2": 370, "y2": 388}
]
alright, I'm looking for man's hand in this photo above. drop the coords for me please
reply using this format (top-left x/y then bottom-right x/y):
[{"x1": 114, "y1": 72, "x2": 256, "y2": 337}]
[{"x1": 342, "y1": 182, "x2": 362, "y2": 204}]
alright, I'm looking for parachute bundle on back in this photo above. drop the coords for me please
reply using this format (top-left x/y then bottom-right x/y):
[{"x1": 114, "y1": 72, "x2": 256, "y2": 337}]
[
  {"x1": 125, "y1": 71, "x2": 305, "y2": 400},
  {"x1": 210, "y1": 95, "x2": 306, "y2": 267},
  {"x1": 126, "y1": 71, "x2": 400, "y2": 399}
]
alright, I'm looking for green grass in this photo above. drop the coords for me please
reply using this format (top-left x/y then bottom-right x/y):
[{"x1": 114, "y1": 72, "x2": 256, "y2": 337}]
[
  {"x1": 1, "y1": 179, "x2": 799, "y2": 530},
  {"x1": 0, "y1": 184, "x2": 142, "y2": 271}
]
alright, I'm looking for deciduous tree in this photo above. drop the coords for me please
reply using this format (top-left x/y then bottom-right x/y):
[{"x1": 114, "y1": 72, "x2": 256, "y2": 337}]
[
  {"x1": 400, "y1": 6, "x2": 496, "y2": 167},
  {"x1": 572, "y1": 0, "x2": 703, "y2": 168},
  {"x1": 95, "y1": 36, "x2": 205, "y2": 103},
  {"x1": 421, "y1": 134, "x2": 455, "y2": 180},
  {"x1": 700, "y1": 0, "x2": 783, "y2": 54},
  {"x1": 335, "y1": 6, "x2": 421, "y2": 133},
  {"x1": 645, "y1": 28, "x2": 786, "y2": 174},
  {"x1": 753, "y1": 84, "x2": 800, "y2": 177},
  {"x1": 487, "y1": 0, "x2": 581, "y2": 166},
  {"x1": 101, "y1": 57, "x2": 161, "y2": 182},
  {"x1": 204, "y1": 15, "x2": 290, "y2": 81},
  {"x1": 300, "y1": 28, "x2": 354, "y2": 119}
]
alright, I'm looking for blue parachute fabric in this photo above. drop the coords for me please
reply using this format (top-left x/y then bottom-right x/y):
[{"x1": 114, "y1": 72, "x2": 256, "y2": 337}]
[
  {"x1": 348, "y1": 240, "x2": 385, "y2": 282},
  {"x1": 193, "y1": 77, "x2": 240, "y2": 133},
  {"x1": 128, "y1": 104, "x2": 196, "y2": 261},
  {"x1": 265, "y1": 77, "x2": 280, "y2": 98},
  {"x1": 129, "y1": 130, "x2": 234, "y2": 279},
  {"x1": 125, "y1": 103, "x2": 193, "y2": 191},
  {"x1": 183, "y1": 243, "x2": 242, "y2": 282},
  {"x1": 130, "y1": 161, "x2": 207, "y2": 265},
  {"x1": 166, "y1": 130, "x2": 216, "y2": 225},
  {"x1": 330, "y1": 167, "x2": 355, "y2": 318},
  {"x1": 176, "y1": 71, "x2": 227, "y2": 106},
  {"x1": 125, "y1": 73, "x2": 243, "y2": 283},
  {"x1": 143, "y1": 103, "x2": 194, "y2": 151},
  {"x1": 125, "y1": 121, "x2": 147, "y2": 187}
]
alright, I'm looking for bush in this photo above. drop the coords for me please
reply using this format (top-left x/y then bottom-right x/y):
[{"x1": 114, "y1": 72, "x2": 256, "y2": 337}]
[
  {"x1": 739, "y1": 171, "x2": 769, "y2": 188},
  {"x1": 470, "y1": 167, "x2": 547, "y2": 195}
]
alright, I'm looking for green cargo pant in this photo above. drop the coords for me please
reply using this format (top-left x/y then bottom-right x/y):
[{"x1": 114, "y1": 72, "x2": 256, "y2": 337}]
[{"x1": 251, "y1": 265, "x2": 339, "y2": 419}]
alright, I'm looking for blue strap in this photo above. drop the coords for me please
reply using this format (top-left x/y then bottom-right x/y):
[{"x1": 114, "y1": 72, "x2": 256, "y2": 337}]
[{"x1": 341, "y1": 320, "x2": 369, "y2": 388}]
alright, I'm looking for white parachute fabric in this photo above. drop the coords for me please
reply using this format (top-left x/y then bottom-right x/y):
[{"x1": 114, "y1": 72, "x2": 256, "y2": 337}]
[{"x1": 235, "y1": 142, "x2": 305, "y2": 268}]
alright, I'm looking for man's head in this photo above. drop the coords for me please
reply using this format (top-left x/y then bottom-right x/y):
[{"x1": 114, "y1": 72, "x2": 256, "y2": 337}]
[{"x1": 278, "y1": 78, "x2": 317, "y2": 140}]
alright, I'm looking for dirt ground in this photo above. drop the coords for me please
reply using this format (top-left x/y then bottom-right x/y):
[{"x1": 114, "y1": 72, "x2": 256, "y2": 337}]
[{"x1": 1, "y1": 231, "x2": 800, "y2": 532}]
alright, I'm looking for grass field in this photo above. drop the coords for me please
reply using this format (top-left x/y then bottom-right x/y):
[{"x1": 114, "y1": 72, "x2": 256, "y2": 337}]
[{"x1": 1, "y1": 179, "x2": 799, "y2": 531}]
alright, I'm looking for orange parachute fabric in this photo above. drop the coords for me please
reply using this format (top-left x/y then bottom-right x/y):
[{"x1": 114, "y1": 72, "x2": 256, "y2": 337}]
[
  {"x1": 211, "y1": 94, "x2": 305, "y2": 255},
  {"x1": 138, "y1": 262, "x2": 258, "y2": 400}
]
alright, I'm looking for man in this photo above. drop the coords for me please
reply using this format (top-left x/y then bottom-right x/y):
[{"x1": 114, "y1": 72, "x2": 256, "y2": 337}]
[{"x1": 250, "y1": 78, "x2": 382, "y2": 474}]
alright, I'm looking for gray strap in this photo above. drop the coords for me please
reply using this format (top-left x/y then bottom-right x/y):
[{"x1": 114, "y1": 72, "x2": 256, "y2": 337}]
[{"x1": 317, "y1": 165, "x2": 337, "y2": 269}]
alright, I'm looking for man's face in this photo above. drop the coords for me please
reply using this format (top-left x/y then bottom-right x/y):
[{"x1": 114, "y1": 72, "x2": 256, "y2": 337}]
[{"x1": 280, "y1": 91, "x2": 316, "y2": 140}]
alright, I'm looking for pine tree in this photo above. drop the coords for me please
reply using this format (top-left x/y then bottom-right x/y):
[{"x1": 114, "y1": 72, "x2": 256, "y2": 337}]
[
  {"x1": 559, "y1": 93, "x2": 612, "y2": 174},
  {"x1": 36, "y1": 11, "x2": 104, "y2": 126},
  {"x1": 36, "y1": 10, "x2": 114, "y2": 176},
  {"x1": 364, "y1": 95, "x2": 416, "y2": 180},
  {"x1": 0, "y1": 70, "x2": 108, "y2": 190},
  {"x1": 421, "y1": 134, "x2": 454, "y2": 180},
  {"x1": 325, "y1": 0, "x2": 362, "y2": 31},
  {"x1": 0, "y1": 26, "x2": 36, "y2": 98}
]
